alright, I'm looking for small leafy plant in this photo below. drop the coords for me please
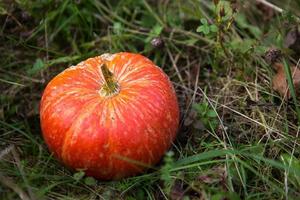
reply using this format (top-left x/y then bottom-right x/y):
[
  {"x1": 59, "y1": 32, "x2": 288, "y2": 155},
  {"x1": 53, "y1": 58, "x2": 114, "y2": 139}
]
[
  {"x1": 193, "y1": 102, "x2": 219, "y2": 131},
  {"x1": 73, "y1": 171, "x2": 97, "y2": 186},
  {"x1": 160, "y1": 150, "x2": 175, "y2": 194},
  {"x1": 196, "y1": 18, "x2": 218, "y2": 35}
]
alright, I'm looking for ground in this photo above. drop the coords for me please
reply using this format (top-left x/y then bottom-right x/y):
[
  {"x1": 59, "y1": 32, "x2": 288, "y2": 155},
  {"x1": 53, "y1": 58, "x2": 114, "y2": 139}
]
[{"x1": 0, "y1": 0, "x2": 300, "y2": 199}]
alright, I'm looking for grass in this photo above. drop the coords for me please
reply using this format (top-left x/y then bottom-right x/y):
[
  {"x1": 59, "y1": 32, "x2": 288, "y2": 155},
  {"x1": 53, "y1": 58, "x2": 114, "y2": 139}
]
[{"x1": 1, "y1": 0, "x2": 300, "y2": 199}]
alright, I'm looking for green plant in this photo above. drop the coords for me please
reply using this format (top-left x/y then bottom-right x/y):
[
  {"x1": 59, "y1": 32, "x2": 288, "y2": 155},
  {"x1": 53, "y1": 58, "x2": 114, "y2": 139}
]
[
  {"x1": 196, "y1": 18, "x2": 218, "y2": 35},
  {"x1": 160, "y1": 151, "x2": 175, "y2": 194},
  {"x1": 193, "y1": 102, "x2": 219, "y2": 131}
]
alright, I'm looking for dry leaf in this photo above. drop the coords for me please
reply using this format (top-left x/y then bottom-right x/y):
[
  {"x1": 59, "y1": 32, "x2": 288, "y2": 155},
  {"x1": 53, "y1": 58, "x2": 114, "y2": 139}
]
[
  {"x1": 197, "y1": 166, "x2": 226, "y2": 184},
  {"x1": 284, "y1": 28, "x2": 298, "y2": 48},
  {"x1": 284, "y1": 28, "x2": 300, "y2": 54},
  {"x1": 272, "y1": 63, "x2": 300, "y2": 99}
]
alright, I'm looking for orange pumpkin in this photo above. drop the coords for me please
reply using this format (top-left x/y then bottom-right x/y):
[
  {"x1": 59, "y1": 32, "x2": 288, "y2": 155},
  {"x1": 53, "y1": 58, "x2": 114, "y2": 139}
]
[{"x1": 40, "y1": 52, "x2": 179, "y2": 180}]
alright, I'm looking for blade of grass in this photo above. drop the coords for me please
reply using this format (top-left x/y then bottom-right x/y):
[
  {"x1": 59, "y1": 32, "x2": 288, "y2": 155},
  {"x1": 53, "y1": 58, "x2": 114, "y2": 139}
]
[
  {"x1": 0, "y1": 78, "x2": 25, "y2": 87},
  {"x1": 282, "y1": 59, "x2": 300, "y2": 124}
]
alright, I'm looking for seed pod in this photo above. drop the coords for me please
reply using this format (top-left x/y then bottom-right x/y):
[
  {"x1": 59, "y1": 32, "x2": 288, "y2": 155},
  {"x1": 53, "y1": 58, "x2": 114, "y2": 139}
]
[
  {"x1": 151, "y1": 37, "x2": 164, "y2": 48},
  {"x1": 265, "y1": 48, "x2": 282, "y2": 64}
]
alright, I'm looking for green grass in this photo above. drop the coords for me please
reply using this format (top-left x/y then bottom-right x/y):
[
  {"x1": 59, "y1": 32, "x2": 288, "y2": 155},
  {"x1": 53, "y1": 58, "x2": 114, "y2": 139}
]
[{"x1": 1, "y1": 0, "x2": 300, "y2": 199}]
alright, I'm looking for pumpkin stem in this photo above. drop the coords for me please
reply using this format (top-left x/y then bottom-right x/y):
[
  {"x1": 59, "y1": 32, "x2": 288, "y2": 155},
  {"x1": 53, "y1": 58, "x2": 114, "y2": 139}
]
[{"x1": 100, "y1": 63, "x2": 119, "y2": 96}]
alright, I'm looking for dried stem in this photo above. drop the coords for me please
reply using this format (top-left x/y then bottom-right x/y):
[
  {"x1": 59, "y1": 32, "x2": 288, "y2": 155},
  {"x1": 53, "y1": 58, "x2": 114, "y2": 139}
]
[
  {"x1": 256, "y1": 0, "x2": 283, "y2": 13},
  {"x1": 100, "y1": 63, "x2": 119, "y2": 96}
]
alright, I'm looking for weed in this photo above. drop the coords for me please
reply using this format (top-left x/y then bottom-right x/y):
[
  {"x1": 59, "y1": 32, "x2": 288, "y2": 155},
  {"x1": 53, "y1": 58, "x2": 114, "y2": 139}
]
[{"x1": 193, "y1": 101, "x2": 219, "y2": 131}]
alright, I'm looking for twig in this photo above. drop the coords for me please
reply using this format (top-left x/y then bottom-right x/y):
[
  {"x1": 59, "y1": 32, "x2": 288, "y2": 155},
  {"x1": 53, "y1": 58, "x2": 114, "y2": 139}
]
[
  {"x1": 257, "y1": 0, "x2": 300, "y2": 21},
  {"x1": 256, "y1": 0, "x2": 283, "y2": 13},
  {"x1": 0, "y1": 173, "x2": 30, "y2": 200}
]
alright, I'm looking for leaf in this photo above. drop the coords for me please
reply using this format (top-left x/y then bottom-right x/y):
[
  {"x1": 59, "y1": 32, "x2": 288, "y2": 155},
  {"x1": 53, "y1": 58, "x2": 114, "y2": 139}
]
[
  {"x1": 152, "y1": 24, "x2": 163, "y2": 36},
  {"x1": 284, "y1": 28, "x2": 298, "y2": 48},
  {"x1": 207, "y1": 109, "x2": 218, "y2": 118},
  {"x1": 145, "y1": 24, "x2": 163, "y2": 42},
  {"x1": 193, "y1": 102, "x2": 208, "y2": 114},
  {"x1": 113, "y1": 22, "x2": 122, "y2": 34},
  {"x1": 284, "y1": 28, "x2": 300, "y2": 54},
  {"x1": 84, "y1": 176, "x2": 97, "y2": 186},
  {"x1": 166, "y1": 150, "x2": 174, "y2": 158},
  {"x1": 27, "y1": 58, "x2": 45, "y2": 75},
  {"x1": 210, "y1": 24, "x2": 218, "y2": 33},
  {"x1": 196, "y1": 25, "x2": 210, "y2": 35},
  {"x1": 73, "y1": 171, "x2": 85, "y2": 182},
  {"x1": 200, "y1": 18, "x2": 208, "y2": 25},
  {"x1": 196, "y1": 26, "x2": 202, "y2": 33},
  {"x1": 272, "y1": 63, "x2": 300, "y2": 99},
  {"x1": 197, "y1": 18, "x2": 212, "y2": 35}
]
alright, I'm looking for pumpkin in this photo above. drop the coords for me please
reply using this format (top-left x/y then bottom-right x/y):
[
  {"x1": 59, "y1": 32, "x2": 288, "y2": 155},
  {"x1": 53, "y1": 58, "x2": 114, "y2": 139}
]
[{"x1": 40, "y1": 52, "x2": 179, "y2": 180}]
